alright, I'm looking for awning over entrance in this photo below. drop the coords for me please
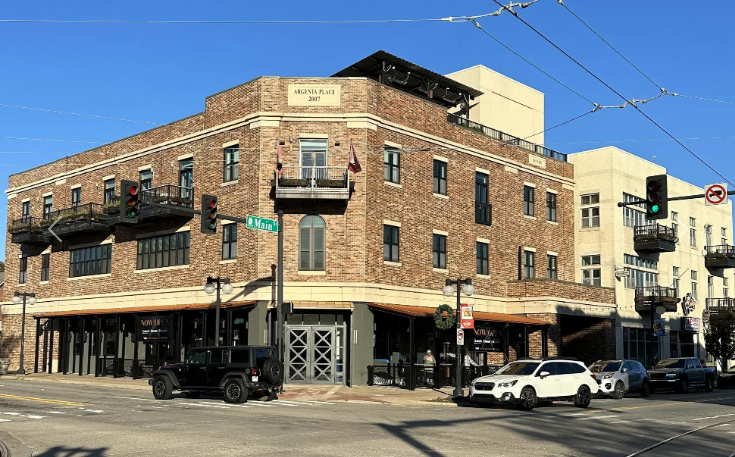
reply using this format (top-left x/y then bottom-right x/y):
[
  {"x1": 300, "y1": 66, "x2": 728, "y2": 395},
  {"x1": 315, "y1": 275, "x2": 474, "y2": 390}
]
[
  {"x1": 368, "y1": 303, "x2": 550, "y2": 326},
  {"x1": 34, "y1": 301, "x2": 256, "y2": 318}
]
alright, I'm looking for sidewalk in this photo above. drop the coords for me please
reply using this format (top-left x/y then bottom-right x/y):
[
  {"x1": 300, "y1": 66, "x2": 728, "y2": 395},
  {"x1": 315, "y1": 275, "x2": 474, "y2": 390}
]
[{"x1": 0, "y1": 373, "x2": 456, "y2": 406}]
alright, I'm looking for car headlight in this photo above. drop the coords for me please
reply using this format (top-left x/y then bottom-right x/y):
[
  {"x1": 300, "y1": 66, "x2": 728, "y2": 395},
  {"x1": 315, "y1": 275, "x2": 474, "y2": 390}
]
[
  {"x1": 602, "y1": 373, "x2": 614, "y2": 379},
  {"x1": 497, "y1": 380, "x2": 518, "y2": 388},
  {"x1": 666, "y1": 373, "x2": 676, "y2": 378}
]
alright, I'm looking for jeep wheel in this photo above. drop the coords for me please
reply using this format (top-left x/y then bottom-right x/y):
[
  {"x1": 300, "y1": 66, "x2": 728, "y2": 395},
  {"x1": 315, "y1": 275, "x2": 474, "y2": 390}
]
[
  {"x1": 613, "y1": 381, "x2": 625, "y2": 400},
  {"x1": 223, "y1": 378, "x2": 247, "y2": 404},
  {"x1": 184, "y1": 391, "x2": 201, "y2": 399},
  {"x1": 518, "y1": 387, "x2": 536, "y2": 411},
  {"x1": 640, "y1": 381, "x2": 650, "y2": 398},
  {"x1": 574, "y1": 386, "x2": 592, "y2": 408},
  {"x1": 263, "y1": 358, "x2": 283, "y2": 385},
  {"x1": 705, "y1": 377, "x2": 715, "y2": 392},
  {"x1": 152, "y1": 376, "x2": 173, "y2": 400}
]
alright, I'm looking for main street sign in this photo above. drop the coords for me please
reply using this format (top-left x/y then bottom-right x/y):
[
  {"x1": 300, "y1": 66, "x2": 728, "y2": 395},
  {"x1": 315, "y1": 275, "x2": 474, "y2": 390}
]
[{"x1": 246, "y1": 215, "x2": 278, "y2": 233}]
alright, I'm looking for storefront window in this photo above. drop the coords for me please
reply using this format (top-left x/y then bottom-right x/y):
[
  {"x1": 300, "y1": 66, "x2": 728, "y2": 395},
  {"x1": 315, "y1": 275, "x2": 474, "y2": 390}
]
[
  {"x1": 623, "y1": 327, "x2": 651, "y2": 366},
  {"x1": 670, "y1": 331, "x2": 679, "y2": 358}
]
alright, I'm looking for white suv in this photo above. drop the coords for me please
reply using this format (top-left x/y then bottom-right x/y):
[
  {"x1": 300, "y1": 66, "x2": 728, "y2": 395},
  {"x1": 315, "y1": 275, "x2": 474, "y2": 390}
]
[{"x1": 469, "y1": 358, "x2": 598, "y2": 410}]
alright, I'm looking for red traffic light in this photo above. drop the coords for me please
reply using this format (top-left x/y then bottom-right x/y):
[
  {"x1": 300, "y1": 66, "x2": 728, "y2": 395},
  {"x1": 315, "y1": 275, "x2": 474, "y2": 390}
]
[
  {"x1": 129, "y1": 186, "x2": 138, "y2": 195},
  {"x1": 209, "y1": 200, "x2": 216, "y2": 209},
  {"x1": 647, "y1": 180, "x2": 660, "y2": 192}
]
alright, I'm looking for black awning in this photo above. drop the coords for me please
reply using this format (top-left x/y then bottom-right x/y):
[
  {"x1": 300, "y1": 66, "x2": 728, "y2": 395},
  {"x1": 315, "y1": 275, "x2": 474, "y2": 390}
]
[{"x1": 332, "y1": 50, "x2": 483, "y2": 109}]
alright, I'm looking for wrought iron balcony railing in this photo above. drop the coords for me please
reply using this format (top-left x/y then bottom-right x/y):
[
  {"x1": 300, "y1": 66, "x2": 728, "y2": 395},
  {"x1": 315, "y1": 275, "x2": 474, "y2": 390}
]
[
  {"x1": 633, "y1": 224, "x2": 677, "y2": 253},
  {"x1": 447, "y1": 113, "x2": 567, "y2": 162},
  {"x1": 706, "y1": 244, "x2": 735, "y2": 258},
  {"x1": 45, "y1": 202, "x2": 109, "y2": 227},
  {"x1": 706, "y1": 297, "x2": 735, "y2": 315},
  {"x1": 8, "y1": 215, "x2": 45, "y2": 234},
  {"x1": 475, "y1": 202, "x2": 492, "y2": 226},
  {"x1": 141, "y1": 184, "x2": 194, "y2": 208},
  {"x1": 274, "y1": 166, "x2": 352, "y2": 200}
]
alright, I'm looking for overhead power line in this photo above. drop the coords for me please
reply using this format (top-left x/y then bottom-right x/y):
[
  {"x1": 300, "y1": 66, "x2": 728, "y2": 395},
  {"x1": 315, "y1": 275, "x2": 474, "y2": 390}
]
[
  {"x1": 0, "y1": 103, "x2": 160, "y2": 124},
  {"x1": 0, "y1": 17, "x2": 446, "y2": 24},
  {"x1": 671, "y1": 94, "x2": 735, "y2": 106},
  {"x1": 0, "y1": 136, "x2": 101, "y2": 144},
  {"x1": 547, "y1": 135, "x2": 735, "y2": 146},
  {"x1": 490, "y1": 0, "x2": 735, "y2": 188}
]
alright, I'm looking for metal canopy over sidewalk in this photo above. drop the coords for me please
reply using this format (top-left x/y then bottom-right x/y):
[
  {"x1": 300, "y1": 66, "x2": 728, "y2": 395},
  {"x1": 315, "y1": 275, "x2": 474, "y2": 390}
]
[
  {"x1": 34, "y1": 301, "x2": 256, "y2": 318},
  {"x1": 368, "y1": 303, "x2": 550, "y2": 326}
]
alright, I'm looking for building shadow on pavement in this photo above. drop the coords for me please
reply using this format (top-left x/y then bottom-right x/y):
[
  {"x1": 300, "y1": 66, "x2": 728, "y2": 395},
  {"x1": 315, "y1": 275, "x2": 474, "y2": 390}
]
[{"x1": 32, "y1": 446, "x2": 108, "y2": 457}]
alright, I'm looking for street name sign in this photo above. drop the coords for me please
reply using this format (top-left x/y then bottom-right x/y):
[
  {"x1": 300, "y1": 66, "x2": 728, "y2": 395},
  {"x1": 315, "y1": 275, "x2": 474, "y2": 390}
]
[
  {"x1": 705, "y1": 183, "x2": 728, "y2": 206},
  {"x1": 246, "y1": 215, "x2": 278, "y2": 233}
]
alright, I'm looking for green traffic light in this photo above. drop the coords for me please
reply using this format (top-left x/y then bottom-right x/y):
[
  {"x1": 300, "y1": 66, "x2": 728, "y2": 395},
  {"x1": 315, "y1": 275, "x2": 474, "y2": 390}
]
[
  {"x1": 126, "y1": 208, "x2": 137, "y2": 218},
  {"x1": 651, "y1": 204, "x2": 660, "y2": 214}
]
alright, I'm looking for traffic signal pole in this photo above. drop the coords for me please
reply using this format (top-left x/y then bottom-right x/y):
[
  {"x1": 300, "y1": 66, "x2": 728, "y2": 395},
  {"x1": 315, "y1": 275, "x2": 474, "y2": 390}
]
[
  {"x1": 277, "y1": 210, "x2": 285, "y2": 392},
  {"x1": 617, "y1": 189, "x2": 735, "y2": 207}
]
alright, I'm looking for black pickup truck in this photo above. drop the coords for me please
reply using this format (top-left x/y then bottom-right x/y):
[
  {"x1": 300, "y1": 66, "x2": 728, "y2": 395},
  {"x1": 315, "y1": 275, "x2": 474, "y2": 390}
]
[{"x1": 648, "y1": 357, "x2": 717, "y2": 393}]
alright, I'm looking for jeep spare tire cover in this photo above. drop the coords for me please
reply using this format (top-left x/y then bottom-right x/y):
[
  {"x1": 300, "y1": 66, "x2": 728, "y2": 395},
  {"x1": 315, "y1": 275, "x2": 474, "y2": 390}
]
[{"x1": 263, "y1": 358, "x2": 283, "y2": 384}]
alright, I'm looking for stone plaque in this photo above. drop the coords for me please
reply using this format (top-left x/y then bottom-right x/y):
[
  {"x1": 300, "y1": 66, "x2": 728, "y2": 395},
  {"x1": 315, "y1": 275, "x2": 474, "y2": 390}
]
[
  {"x1": 529, "y1": 154, "x2": 547, "y2": 169},
  {"x1": 288, "y1": 84, "x2": 341, "y2": 106}
]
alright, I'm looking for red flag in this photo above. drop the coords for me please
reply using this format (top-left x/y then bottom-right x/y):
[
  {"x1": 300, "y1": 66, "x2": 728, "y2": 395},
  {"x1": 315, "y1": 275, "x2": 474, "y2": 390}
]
[
  {"x1": 348, "y1": 141, "x2": 362, "y2": 174},
  {"x1": 276, "y1": 142, "x2": 283, "y2": 176}
]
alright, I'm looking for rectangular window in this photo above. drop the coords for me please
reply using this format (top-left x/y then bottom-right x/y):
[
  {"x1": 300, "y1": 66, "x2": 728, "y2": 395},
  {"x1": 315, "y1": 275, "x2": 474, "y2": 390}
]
[
  {"x1": 623, "y1": 194, "x2": 646, "y2": 228},
  {"x1": 581, "y1": 207, "x2": 600, "y2": 228},
  {"x1": 139, "y1": 170, "x2": 153, "y2": 191},
  {"x1": 708, "y1": 275, "x2": 714, "y2": 299},
  {"x1": 691, "y1": 270, "x2": 698, "y2": 300},
  {"x1": 69, "y1": 245, "x2": 112, "y2": 278},
  {"x1": 705, "y1": 225, "x2": 713, "y2": 247},
  {"x1": 433, "y1": 160, "x2": 447, "y2": 195},
  {"x1": 104, "y1": 179, "x2": 116, "y2": 204},
  {"x1": 21, "y1": 201, "x2": 30, "y2": 222},
  {"x1": 690, "y1": 217, "x2": 696, "y2": 227},
  {"x1": 524, "y1": 250, "x2": 535, "y2": 279},
  {"x1": 41, "y1": 253, "x2": 50, "y2": 282},
  {"x1": 136, "y1": 232, "x2": 190, "y2": 270},
  {"x1": 547, "y1": 254, "x2": 558, "y2": 280},
  {"x1": 179, "y1": 158, "x2": 194, "y2": 189},
  {"x1": 383, "y1": 225, "x2": 400, "y2": 263},
  {"x1": 19, "y1": 257, "x2": 27, "y2": 284},
  {"x1": 43, "y1": 195, "x2": 53, "y2": 219},
  {"x1": 671, "y1": 211, "x2": 679, "y2": 238},
  {"x1": 224, "y1": 146, "x2": 239, "y2": 182},
  {"x1": 546, "y1": 192, "x2": 557, "y2": 222},
  {"x1": 723, "y1": 227, "x2": 728, "y2": 237},
  {"x1": 299, "y1": 139, "x2": 328, "y2": 180},
  {"x1": 222, "y1": 224, "x2": 238, "y2": 260},
  {"x1": 623, "y1": 254, "x2": 658, "y2": 270},
  {"x1": 433, "y1": 234, "x2": 447, "y2": 269},
  {"x1": 725, "y1": 277, "x2": 729, "y2": 297},
  {"x1": 581, "y1": 194, "x2": 600, "y2": 206},
  {"x1": 583, "y1": 269, "x2": 601, "y2": 287},
  {"x1": 475, "y1": 172, "x2": 491, "y2": 225},
  {"x1": 384, "y1": 147, "x2": 400, "y2": 184},
  {"x1": 690, "y1": 227, "x2": 697, "y2": 247},
  {"x1": 581, "y1": 255, "x2": 601, "y2": 266},
  {"x1": 673, "y1": 266, "x2": 680, "y2": 296},
  {"x1": 523, "y1": 186, "x2": 535, "y2": 216},
  {"x1": 71, "y1": 188, "x2": 81, "y2": 209},
  {"x1": 476, "y1": 242, "x2": 489, "y2": 275}
]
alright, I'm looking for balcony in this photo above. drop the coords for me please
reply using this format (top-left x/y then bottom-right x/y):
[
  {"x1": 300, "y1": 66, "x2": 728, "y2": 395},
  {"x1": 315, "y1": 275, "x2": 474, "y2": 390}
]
[
  {"x1": 8, "y1": 216, "x2": 52, "y2": 246},
  {"x1": 475, "y1": 202, "x2": 492, "y2": 226},
  {"x1": 634, "y1": 286, "x2": 679, "y2": 313},
  {"x1": 45, "y1": 203, "x2": 111, "y2": 238},
  {"x1": 274, "y1": 166, "x2": 353, "y2": 200},
  {"x1": 705, "y1": 244, "x2": 735, "y2": 269},
  {"x1": 447, "y1": 113, "x2": 568, "y2": 162},
  {"x1": 706, "y1": 297, "x2": 735, "y2": 316},
  {"x1": 633, "y1": 224, "x2": 677, "y2": 253},
  {"x1": 106, "y1": 185, "x2": 194, "y2": 225}
]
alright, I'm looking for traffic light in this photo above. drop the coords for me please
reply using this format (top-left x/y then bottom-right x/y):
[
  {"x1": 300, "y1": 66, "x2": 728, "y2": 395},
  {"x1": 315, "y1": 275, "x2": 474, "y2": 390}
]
[
  {"x1": 201, "y1": 195, "x2": 218, "y2": 234},
  {"x1": 645, "y1": 174, "x2": 668, "y2": 220},
  {"x1": 120, "y1": 180, "x2": 140, "y2": 222}
]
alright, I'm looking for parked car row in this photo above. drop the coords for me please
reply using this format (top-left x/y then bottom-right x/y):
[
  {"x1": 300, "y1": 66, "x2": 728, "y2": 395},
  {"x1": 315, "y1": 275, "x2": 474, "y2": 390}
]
[{"x1": 468, "y1": 356, "x2": 718, "y2": 410}]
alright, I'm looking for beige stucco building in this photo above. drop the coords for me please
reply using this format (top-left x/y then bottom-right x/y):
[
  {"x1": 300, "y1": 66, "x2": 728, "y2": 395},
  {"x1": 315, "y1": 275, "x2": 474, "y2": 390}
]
[{"x1": 570, "y1": 146, "x2": 735, "y2": 367}]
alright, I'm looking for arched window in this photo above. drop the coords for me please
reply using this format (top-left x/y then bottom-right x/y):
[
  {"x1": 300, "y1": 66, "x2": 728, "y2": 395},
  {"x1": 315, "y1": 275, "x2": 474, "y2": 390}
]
[{"x1": 299, "y1": 215, "x2": 326, "y2": 271}]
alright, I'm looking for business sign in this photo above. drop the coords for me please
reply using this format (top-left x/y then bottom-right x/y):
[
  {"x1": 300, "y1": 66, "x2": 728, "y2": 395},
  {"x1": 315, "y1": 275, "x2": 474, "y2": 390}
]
[
  {"x1": 704, "y1": 183, "x2": 728, "y2": 206},
  {"x1": 470, "y1": 324, "x2": 503, "y2": 352},
  {"x1": 137, "y1": 314, "x2": 173, "y2": 341},
  {"x1": 653, "y1": 318, "x2": 666, "y2": 337},
  {"x1": 246, "y1": 215, "x2": 278, "y2": 233},
  {"x1": 460, "y1": 304, "x2": 474, "y2": 330},
  {"x1": 457, "y1": 328, "x2": 465, "y2": 346},
  {"x1": 682, "y1": 317, "x2": 701, "y2": 332},
  {"x1": 287, "y1": 84, "x2": 341, "y2": 107}
]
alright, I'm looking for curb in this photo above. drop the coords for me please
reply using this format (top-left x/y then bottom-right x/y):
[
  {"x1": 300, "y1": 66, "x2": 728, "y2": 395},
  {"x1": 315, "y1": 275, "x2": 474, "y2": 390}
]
[{"x1": 0, "y1": 432, "x2": 32, "y2": 457}]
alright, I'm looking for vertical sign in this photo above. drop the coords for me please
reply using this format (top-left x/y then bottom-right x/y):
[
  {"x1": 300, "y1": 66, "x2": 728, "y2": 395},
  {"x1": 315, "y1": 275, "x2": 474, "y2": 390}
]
[
  {"x1": 457, "y1": 328, "x2": 465, "y2": 346},
  {"x1": 460, "y1": 304, "x2": 474, "y2": 329}
]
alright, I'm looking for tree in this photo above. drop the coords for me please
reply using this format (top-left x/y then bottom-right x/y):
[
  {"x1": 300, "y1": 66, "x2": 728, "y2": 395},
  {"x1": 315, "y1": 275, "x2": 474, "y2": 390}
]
[
  {"x1": 0, "y1": 260, "x2": 4, "y2": 272},
  {"x1": 704, "y1": 309, "x2": 735, "y2": 372}
]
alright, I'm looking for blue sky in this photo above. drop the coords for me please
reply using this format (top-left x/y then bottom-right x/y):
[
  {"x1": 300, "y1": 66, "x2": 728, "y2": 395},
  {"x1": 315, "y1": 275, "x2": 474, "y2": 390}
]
[{"x1": 1, "y1": 0, "x2": 734, "y2": 260}]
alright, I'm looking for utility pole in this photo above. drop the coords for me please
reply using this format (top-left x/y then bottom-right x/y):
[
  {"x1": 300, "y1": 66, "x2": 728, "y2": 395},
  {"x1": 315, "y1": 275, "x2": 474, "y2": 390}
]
[{"x1": 277, "y1": 210, "x2": 285, "y2": 380}]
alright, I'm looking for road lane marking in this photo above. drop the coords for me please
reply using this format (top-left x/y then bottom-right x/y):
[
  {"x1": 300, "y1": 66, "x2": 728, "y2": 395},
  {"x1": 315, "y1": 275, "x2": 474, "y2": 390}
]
[
  {"x1": 579, "y1": 415, "x2": 617, "y2": 421},
  {"x1": 0, "y1": 393, "x2": 84, "y2": 407},
  {"x1": 179, "y1": 402, "x2": 231, "y2": 409},
  {"x1": 0, "y1": 419, "x2": 9, "y2": 422},
  {"x1": 269, "y1": 401, "x2": 299, "y2": 407},
  {"x1": 581, "y1": 402, "x2": 679, "y2": 414},
  {"x1": 114, "y1": 396, "x2": 162, "y2": 403},
  {"x1": 246, "y1": 402, "x2": 275, "y2": 407},
  {"x1": 693, "y1": 413, "x2": 735, "y2": 421}
]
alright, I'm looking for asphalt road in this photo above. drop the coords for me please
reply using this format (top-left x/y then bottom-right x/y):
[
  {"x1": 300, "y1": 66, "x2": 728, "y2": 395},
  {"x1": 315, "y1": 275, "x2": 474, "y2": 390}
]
[{"x1": 0, "y1": 379, "x2": 735, "y2": 456}]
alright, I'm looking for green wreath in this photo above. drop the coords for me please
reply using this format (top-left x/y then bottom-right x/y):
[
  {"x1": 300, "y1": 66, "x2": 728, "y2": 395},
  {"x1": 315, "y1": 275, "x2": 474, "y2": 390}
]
[{"x1": 434, "y1": 304, "x2": 456, "y2": 330}]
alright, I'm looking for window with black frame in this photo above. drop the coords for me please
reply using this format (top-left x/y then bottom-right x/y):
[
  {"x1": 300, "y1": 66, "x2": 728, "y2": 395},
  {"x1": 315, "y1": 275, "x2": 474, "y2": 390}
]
[
  {"x1": 384, "y1": 146, "x2": 400, "y2": 184},
  {"x1": 21, "y1": 201, "x2": 30, "y2": 223},
  {"x1": 299, "y1": 215, "x2": 325, "y2": 271},
  {"x1": 523, "y1": 186, "x2": 535, "y2": 216},
  {"x1": 475, "y1": 172, "x2": 491, "y2": 225},
  {"x1": 179, "y1": 158, "x2": 193, "y2": 199},
  {"x1": 433, "y1": 234, "x2": 447, "y2": 269},
  {"x1": 546, "y1": 192, "x2": 557, "y2": 222},
  {"x1": 43, "y1": 195, "x2": 53, "y2": 219},
  {"x1": 139, "y1": 169, "x2": 153, "y2": 191},
  {"x1": 41, "y1": 253, "x2": 50, "y2": 282},
  {"x1": 224, "y1": 146, "x2": 239, "y2": 182},
  {"x1": 71, "y1": 187, "x2": 81, "y2": 209},
  {"x1": 547, "y1": 254, "x2": 558, "y2": 280},
  {"x1": 476, "y1": 242, "x2": 489, "y2": 275},
  {"x1": 19, "y1": 257, "x2": 27, "y2": 284},
  {"x1": 103, "y1": 179, "x2": 115, "y2": 204},
  {"x1": 433, "y1": 160, "x2": 447, "y2": 195},
  {"x1": 69, "y1": 245, "x2": 112, "y2": 278},
  {"x1": 222, "y1": 224, "x2": 237, "y2": 260},
  {"x1": 136, "y1": 232, "x2": 190, "y2": 270},
  {"x1": 383, "y1": 225, "x2": 399, "y2": 263},
  {"x1": 524, "y1": 250, "x2": 535, "y2": 279}
]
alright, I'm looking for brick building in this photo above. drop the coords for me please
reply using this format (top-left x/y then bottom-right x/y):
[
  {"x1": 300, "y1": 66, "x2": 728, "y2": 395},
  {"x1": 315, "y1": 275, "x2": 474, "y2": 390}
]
[{"x1": 1, "y1": 51, "x2": 615, "y2": 386}]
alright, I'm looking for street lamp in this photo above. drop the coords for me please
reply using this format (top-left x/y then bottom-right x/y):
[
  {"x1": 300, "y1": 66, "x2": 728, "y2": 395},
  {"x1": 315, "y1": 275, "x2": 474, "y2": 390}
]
[
  {"x1": 204, "y1": 277, "x2": 233, "y2": 346},
  {"x1": 442, "y1": 278, "x2": 474, "y2": 397},
  {"x1": 11, "y1": 291, "x2": 37, "y2": 375}
]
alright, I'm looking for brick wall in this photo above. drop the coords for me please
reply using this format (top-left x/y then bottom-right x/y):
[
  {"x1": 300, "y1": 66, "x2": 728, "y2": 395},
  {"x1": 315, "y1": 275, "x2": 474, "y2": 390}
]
[
  {"x1": 507, "y1": 279, "x2": 615, "y2": 304},
  {"x1": 559, "y1": 315, "x2": 616, "y2": 365}
]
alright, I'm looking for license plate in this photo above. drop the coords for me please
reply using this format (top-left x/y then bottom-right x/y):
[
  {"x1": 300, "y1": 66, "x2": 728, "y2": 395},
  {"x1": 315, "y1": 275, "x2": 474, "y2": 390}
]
[{"x1": 251, "y1": 376, "x2": 258, "y2": 382}]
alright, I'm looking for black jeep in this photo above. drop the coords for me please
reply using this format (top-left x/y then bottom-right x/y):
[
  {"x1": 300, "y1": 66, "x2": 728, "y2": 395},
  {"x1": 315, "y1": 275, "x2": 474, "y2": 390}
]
[{"x1": 149, "y1": 345, "x2": 283, "y2": 403}]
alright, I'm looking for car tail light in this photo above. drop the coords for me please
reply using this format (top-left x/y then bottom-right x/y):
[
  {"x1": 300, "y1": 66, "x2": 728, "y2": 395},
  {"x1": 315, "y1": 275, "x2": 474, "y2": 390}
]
[
  {"x1": 590, "y1": 374, "x2": 596, "y2": 380},
  {"x1": 252, "y1": 368, "x2": 259, "y2": 376}
]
